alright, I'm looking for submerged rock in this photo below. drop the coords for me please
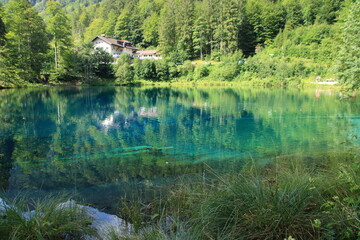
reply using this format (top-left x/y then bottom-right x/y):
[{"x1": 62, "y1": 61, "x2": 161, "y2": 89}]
[
  {"x1": 0, "y1": 198, "x2": 132, "y2": 239},
  {"x1": 0, "y1": 197, "x2": 11, "y2": 216},
  {"x1": 58, "y1": 200, "x2": 133, "y2": 239}
]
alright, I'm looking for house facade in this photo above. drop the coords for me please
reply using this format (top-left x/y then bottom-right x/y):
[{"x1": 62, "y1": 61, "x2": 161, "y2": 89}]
[
  {"x1": 91, "y1": 35, "x2": 161, "y2": 60},
  {"x1": 133, "y1": 50, "x2": 162, "y2": 60},
  {"x1": 91, "y1": 35, "x2": 138, "y2": 58}
]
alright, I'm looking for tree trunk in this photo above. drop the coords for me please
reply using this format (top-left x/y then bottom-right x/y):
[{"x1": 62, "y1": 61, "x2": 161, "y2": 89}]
[{"x1": 54, "y1": 37, "x2": 58, "y2": 70}]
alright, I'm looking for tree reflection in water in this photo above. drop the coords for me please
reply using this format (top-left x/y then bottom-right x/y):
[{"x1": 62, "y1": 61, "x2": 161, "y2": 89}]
[{"x1": 0, "y1": 86, "x2": 358, "y2": 213}]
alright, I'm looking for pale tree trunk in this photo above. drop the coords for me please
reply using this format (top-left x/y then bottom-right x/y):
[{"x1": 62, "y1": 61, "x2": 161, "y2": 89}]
[{"x1": 54, "y1": 36, "x2": 58, "y2": 69}]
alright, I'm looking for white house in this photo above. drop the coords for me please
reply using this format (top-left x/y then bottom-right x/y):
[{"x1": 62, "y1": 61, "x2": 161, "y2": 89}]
[
  {"x1": 91, "y1": 35, "x2": 138, "y2": 58},
  {"x1": 133, "y1": 50, "x2": 162, "y2": 60},
  {"x1": 91, "y1": 35, "x2": 161, "y2": 60}
]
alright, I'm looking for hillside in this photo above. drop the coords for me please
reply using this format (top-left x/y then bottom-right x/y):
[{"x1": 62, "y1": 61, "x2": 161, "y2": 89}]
[{"x1": 0, "y1": 0, "x2": 358, "y2": 88}]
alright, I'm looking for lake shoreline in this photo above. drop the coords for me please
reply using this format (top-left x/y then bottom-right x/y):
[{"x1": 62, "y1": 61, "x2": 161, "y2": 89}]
[{"x1": 1, "y1": 78, "x2": 343, "y2": 90}]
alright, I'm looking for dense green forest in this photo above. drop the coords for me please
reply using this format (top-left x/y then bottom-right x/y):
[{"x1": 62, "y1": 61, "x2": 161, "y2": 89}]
[{"x1": 0, "y1": 0, "x2": 359, "y2": 88}]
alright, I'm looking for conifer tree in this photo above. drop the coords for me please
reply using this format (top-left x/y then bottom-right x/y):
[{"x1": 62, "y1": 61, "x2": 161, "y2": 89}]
[
  {"x1": 0, "y1": 10, "x2": 5, "y2": 47},
  {"x1": 0, "y1": 6, "x2": 9, "y2": 86},
  {"x1": 159, "y1": 0, "x2": 177, "y2": 54},
  {"x1": 142, "y1": 13, "x2": 160, "y2": 47},
  {"x1": 114, "y1": 8, "x2": 133, "y2": 41},
  {"x1": 101, "y1": 9, "x2": 117, "y2": 37},
  {"x1": 193, "y1": 16, "x2": 208, "y2": 60},
  {"x1": 337, "y1": 0, "x2": 360, "y2": 89},
  {"x1": 214, "y1": 0, "x2": 240, "y2": 54},
  {"x1": 175, "y1": 0, "x2": 194, "y2": 57}
]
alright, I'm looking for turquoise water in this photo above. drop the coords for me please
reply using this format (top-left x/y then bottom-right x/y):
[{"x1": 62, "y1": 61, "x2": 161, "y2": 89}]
[{"x1": 0, "y1": 87, "x2": 359, "y2": 212}]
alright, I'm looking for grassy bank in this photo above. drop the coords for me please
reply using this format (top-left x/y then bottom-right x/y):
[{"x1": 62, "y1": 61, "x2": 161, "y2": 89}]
[
  {"x1": 0, "y1": 195, "x2": 96, "y2": 239},
  {"x1": 1, "y1": 150, "x2": 358, "y2": 239},
  {"x1": 119, "y1": 151, "x2": 359, "y2": 240},
  {"x1": 131, "y1": 78, "x2": 342, "y2": 89}
]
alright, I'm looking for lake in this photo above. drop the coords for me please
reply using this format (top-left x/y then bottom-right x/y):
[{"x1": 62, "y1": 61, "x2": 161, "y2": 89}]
[{"x1": 0, "y1": 86, "x2": 359, "y2": 213}]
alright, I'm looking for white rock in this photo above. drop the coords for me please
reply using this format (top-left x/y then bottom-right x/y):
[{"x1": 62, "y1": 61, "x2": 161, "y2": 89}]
[
  {"x1": 0, "y1": 198, "x2": 11, "y2": 216},
  {"x1": 22, "y1": 210, "x2": 38, "y2": 220},
  {"x1": 58, "y1": 200, "x2": 133, "y2": 240},
  {"x1": 0, "y1": 199, "x2": 131, "y2": 239}
]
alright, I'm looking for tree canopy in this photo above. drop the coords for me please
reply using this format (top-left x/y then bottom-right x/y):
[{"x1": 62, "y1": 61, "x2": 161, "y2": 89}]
[
  {"x1": 3, "y1": 0, "x2": 48, "y2": 82},
  {"x1": 337, "y1": 0, "x2": 360, "y2": 89},
  {"x1": 0, "y1": 0, "x2": 359, "y2": 88}
]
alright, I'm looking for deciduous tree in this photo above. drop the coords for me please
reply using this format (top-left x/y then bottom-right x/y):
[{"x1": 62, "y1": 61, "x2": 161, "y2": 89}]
[
  {"x1": 337, "y1": 0, "x2": 360, "y2": 89},
  {"x1": 45, "y1": 1, "x2": 72, "y2": 71},
  {"x1": 4, "y1": 0, "x2": 48, "y2": 82}
]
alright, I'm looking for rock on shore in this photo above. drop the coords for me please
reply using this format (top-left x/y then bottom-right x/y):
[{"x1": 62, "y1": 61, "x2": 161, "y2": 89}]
[{"x1": 0, "y1": 198, "x2": 133, "y2": 239}]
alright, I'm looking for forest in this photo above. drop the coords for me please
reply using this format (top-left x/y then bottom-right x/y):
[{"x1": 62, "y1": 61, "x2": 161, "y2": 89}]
[
  {"x1": 0, "y1": 1, "x2": 360, "y2": 238},
  {"x1": 0, "y1": 0, "x2": 359, "y2": 88}
]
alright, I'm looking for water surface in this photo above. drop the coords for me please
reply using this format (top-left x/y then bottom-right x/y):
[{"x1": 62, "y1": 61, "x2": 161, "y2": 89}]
[{"x1": 0, "y1": 87, "x2": 359, "y2": 212}]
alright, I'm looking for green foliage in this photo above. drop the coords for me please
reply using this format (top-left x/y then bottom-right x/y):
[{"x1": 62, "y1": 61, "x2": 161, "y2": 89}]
[
  {"x1": 213, "y1": 0, "x2": 242, "y2": 54},
  {"x1": 0, "y1": 6, "x2": 6, "y2": 47},
  {"x1": 320, "y1": 152, "x2": 360, "y2": 239},
  {"x1": 167, "y1": 50, "x2": 189, "y2": 65},
  {"x1": 0, "y1": 0, "x2": 354, "y2": 86},
  {"x1": 158, "y1": 0, "x2": 177, "y2": 54},
  {"x1": 0, "y1": 196, "x2": 96, "y2": 239},
  {"x1": 0, "y1": 5, "x2": 10, "y2": 87},
  {"x1": 192, "y1": 174, "x2": 319, "y2": 239},
  {"x1": 55, "y1": 43, "x2": 114, "y2": 82},
  {"x1": 134, "y1": 59, "x2": 156, "y2": 80},
  {"x1": 176, "y1": 61, "x2": 194, "y2": 79},
  {"x1": 113, "y1": 152, "x2": 360, "y2": 240},
  {"x1": 92, "y1": 48, "x2": 114, "y2": 78},
  {"x1": 115, "y1": 54, "x2": 134, "y2": 84},
  {"x1": 3, "y1": 0, "x2": 49, "y2": 82},
  {"x1": 337, "y1": 0, "x2": 360, "y2": 90},
  {"x1": 142, "y1": 13, "x2": 160, "y2": 47},
  {"x1": 114, "y1": 8, "x2": 133, "y2": 42},
  {"x1": 193, "y1": 64, "x2": 209, "y2": 80},
  {"x1": 207, "y1": 51, "x2": 244, "y2": 81},
  {"x1": 44, "y1": 1, "x2": 72, "y2": 72},
  {"x1": 154, "y1": 59, "x2": 169, "y2": 81},
  {"x1": 193, "y1": 16, "x2": 208, "y2": 60},
  {"x1": 176, "y1": 0, "x2": 194, "y2": 57},
  {"x1": 102, "y1": 151, "x2": 360, "y2": 240}
]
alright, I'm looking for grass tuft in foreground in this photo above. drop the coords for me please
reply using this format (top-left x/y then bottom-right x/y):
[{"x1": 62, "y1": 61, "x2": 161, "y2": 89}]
[
  {"x1": 0, "y1": 195, "x2": 97, "y2": 240},
  {"x1": 117, "y1": 152, "x2": 360, "y2": 240}
]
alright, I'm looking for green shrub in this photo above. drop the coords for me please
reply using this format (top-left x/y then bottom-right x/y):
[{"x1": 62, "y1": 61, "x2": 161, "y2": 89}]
[
  {"x1": 319, "y1": 153, "x2": 360, "y2": 239},
  {"x1": 154, "y1": 59, "x2": 170, "y2": 81},
  {"x1": 177, "y1": 61, "x2": 195, "y2": 79},
  {"x1": 193, "y1": 65, "x2": 209, "y2": 80}
]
